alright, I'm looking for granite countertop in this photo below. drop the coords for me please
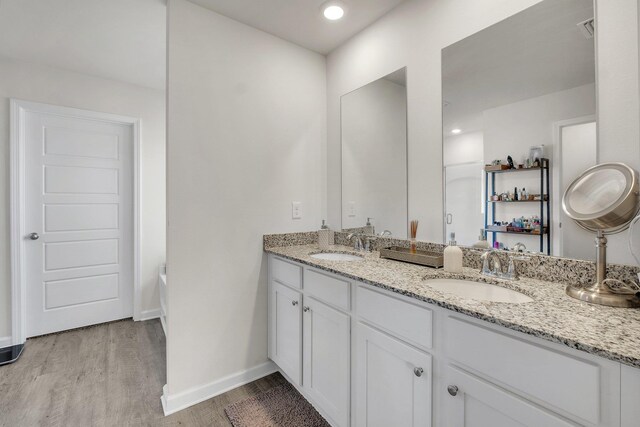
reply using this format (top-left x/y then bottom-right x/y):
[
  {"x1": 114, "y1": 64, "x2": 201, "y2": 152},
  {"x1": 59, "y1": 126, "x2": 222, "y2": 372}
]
[{"x1": 265, "y1": 243, "x2": 640, "y2": 368}]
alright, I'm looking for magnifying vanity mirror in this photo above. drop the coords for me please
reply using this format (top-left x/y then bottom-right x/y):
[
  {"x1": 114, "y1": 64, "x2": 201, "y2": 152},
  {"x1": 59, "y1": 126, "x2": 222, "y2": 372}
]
[{"x1": 563, "y1": 163, "x2": 640, "y2": 307}]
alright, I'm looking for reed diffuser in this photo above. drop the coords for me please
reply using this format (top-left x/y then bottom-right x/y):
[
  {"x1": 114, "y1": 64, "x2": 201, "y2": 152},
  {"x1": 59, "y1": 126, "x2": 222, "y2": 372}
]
[{"x1": 410, "y1": 220, "x2": 419, "y2": 253}]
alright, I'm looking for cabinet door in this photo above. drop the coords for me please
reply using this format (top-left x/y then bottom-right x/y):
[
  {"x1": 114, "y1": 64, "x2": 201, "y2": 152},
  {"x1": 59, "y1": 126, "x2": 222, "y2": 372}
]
[
  {"x1": 355, "y1": 323, "x2": 431, "y2": 427},
  {"x1": 444, "y1": 365, "x2": 575, "y2": 427},
  {"x1": 621, "y1": 364, "x2": 640, "y2": 427},
  {"x1": 303, "y1": 297, "x2": 350, "y2": 427},
  {"x1": 269, "y1": 281, "x2": 302, "y2": 385}
]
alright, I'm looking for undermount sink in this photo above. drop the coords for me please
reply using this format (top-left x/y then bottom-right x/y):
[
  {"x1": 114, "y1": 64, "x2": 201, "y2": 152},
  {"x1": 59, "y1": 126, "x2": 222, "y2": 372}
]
[
  {"x1": 424, "y1": 279, "x2": 533, "y2": 303},
  {"x1": 310, "y1": 252, "x2": 363, "y2": 261}
]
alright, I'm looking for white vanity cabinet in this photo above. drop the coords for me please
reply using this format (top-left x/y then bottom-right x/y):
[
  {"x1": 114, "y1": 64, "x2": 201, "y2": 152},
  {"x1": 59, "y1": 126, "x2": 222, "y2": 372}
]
[
  {"x1": 621, "y1": 365, "x2": 640, "y2": 427},
  {"x1": 268, "y1": 256, "x2": 351, "y2": 427},
  {"x1": 444, "y1": 365, "x2": 576, "y2": 427},
  {"x1": 442, "y1": 316, "x2": 621, "y2": 427},
  {"x1": 354, "y1": 285, "x2": 433, "y2": 427},
  {"x1": 303, "y1": 296, "x2": 351, "y2": 427},
  {"x1": 355, "y1": 323, "x2": 432, "y2": 427},
  {"x1": 267, "y1": 254, "x2": 638, "y2": 427},
  {"x1": 268, "y1": 280, "x2": 302, "y2": 385}
]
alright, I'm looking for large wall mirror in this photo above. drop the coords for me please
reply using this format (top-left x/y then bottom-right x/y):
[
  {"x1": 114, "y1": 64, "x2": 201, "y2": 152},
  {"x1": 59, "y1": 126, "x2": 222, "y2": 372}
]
[
  {"x1": 341, "y1": 67, "x2": 408, "y2": 238},
  {"x1": 442, "y1": 0, "x2": 605, "y2": 261}
]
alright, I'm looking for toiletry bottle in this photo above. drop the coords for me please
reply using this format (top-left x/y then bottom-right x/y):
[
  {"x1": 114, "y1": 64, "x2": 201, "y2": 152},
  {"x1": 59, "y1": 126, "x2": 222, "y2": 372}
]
[
  {"x1": 365, "y1": 217, "x2": 375, "y2": 235},
  {"x1": 472, "y1": 229, "x2": 491, "y2": 249},
  {"x1": 444, "y1": 232, "x2": 463, "y2": 273},
  {"x1": 318, "y1": 220, "x2": 334, "y2": 250},
  {"x1": 514, "y1": 186, "x2": 519, "y2": 201}
]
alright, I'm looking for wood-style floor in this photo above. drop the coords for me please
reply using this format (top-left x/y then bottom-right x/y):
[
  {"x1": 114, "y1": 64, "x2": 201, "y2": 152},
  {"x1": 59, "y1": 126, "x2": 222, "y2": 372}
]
[{"x1": 0, "y1": 319, "x2": 286, "y2": 426}]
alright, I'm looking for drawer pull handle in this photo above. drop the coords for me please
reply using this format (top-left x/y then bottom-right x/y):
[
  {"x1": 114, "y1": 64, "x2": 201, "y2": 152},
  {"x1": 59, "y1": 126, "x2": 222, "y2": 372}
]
[
  {"x1": 414, "y1": 367, "x2": 424, "y2": 377},
  {"x1": 447, "y1": 385, "x2": 459, "y2": 396},
  {"x1": 291, "y1": 300, "x2": 298, "y2": 306},
  {"x1": 303, "y1": 306, "x2": 310, "y2": 312}
]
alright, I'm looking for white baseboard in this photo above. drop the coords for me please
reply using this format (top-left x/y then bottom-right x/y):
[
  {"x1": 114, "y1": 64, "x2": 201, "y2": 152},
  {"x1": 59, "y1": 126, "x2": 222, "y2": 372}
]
[
  {"x1": 161, "y1": 361, "x2": 277, "y2": 416},
  {"x1": 0, "y1": 336, "x2": 12, "y2": 348},
  {"x1": 137, "y1": 308, "x2": 161, "y2": 321}
]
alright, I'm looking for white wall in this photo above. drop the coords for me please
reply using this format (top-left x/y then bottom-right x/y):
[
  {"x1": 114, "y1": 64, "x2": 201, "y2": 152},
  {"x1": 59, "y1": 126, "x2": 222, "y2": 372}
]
[
  {"x1": 443, "y1": 131, "x2": 484, "y2": 166},
  {"x1": 483, "y1": 84, "x2": 595, "y2": 167},
  {"x1": 166, "y1": 0, "x2": 326, "y2": 401},
  {"x1": 0, "y1": 57, "x2": 166, "y2": 339},
  {"x1": 327, "y1": 0, "x2": 640, "y2": 266},
  {"x1": 342, "y1": 78, "x2": 407, "y2": 237},
  {"x1": 596, "y1": 0, "x2": 640, "y2": 266}
]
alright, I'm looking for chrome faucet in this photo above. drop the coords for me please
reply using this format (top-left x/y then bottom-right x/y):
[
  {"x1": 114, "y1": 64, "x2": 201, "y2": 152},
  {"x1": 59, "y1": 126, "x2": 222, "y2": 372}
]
[
  {"x1": 347, "y1": 233, "x2": 377, "y2": 252},
  {"x1": 480, "y1": 250, "x2": 526, "y2": 280},
  {"x1": 347, "y1": 233, "x2": 364, "y2": 251},
  {"x1": 481, "y1": 250, "x2": 502, "y2": 277},
  {"x1": 512, "y1": 242, "x2": 527, "y2": 253},
  {"x1": 363, "y1": 236, "x2": 376, "y2": 252}
]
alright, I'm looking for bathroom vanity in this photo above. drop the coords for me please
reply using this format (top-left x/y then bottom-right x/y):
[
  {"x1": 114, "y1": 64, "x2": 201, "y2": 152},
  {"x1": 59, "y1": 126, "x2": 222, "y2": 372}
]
[{"x1": 265, "y1": 240, "x2": 640, "y2": 427}]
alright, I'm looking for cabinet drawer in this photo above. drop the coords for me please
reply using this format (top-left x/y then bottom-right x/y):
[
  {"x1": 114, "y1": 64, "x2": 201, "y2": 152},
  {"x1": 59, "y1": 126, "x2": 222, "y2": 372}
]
[
  {"x1": 304, "y1": 269, "x2": 350, "y2": 311},
  {"x1": 446, "y1": 317, "x2": 601, "y2": 425},
  {"x1": 271, "y1": 256, "x2": 302, "y2": 289},
  {"x1": 357, "y1": 285, "x2": 432, "y2": 349}
]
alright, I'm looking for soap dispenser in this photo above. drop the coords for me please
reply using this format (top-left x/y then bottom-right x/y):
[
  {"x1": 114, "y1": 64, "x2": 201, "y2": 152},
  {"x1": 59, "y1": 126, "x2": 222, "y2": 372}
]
[
  {"x1": 365, "y1": 217, "x2": 375, "y2": 235},
  {"x1": 472, "y1": 229, "x2": 491, "y2": 249},
  {"x1": 318, "y1": 220, "x2": 334, "y2": 250},
  {"x1": 444, "y1": 232, "x2": 463, "y2": 273}
]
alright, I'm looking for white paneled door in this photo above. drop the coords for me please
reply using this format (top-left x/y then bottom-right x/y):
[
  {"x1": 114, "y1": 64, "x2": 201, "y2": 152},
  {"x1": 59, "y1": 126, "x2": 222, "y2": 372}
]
[{"x1": 22, "y1": 105, "x2": 134, "y2": 337}]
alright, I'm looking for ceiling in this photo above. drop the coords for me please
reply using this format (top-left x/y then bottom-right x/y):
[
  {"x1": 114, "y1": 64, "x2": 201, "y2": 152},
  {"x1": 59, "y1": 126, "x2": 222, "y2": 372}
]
[
  {"x1": 442, "y1": 0, "x2": 595, "y2": 134},
  {"x1": 0, "y1": 0, "x2": 166, "y2": 90},
  {"x1": 189, "y1": 0, "x2": 408, "y2": 54}
]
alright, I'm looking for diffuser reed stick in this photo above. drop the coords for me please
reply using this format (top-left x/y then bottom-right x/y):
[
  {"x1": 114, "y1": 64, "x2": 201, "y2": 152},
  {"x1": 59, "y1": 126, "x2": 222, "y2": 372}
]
[{"x1": 410, "y1": 220, "x2": 419, "y2": 253}]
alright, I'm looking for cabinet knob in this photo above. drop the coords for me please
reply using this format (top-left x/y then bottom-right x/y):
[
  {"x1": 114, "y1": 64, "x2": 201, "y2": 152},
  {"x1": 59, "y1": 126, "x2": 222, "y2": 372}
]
[
  {"x1": 291, "y1": 300, "x2": 298, "y2": 306},
  {"x1": 447, "y1": 385, "x2": 459, "y2": 396},
  {"x1": 303, "y1": 306, "x2": 310, "y2": 312},
  {"x1": 414, "y1": 367, "x2": 424, "y2": 377}
]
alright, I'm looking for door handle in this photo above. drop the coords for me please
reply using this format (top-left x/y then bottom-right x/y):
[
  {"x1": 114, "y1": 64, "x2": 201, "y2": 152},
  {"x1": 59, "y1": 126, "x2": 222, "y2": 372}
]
[
  {"x1": 28, "y1": 232, "x2": 39, "y2": 240},
  {"x1": 446, "y1": 214, "x2": 453, "y2": 225}
]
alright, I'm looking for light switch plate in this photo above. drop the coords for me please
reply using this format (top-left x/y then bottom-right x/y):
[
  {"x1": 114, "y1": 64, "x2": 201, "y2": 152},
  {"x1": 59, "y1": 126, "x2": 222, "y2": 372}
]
[
  {"x1": 292, "y1": 202, "x2": 302, "y2": 219},
  {"x1": 347, "y1": 201, "x2": 356, "y2": 217}
]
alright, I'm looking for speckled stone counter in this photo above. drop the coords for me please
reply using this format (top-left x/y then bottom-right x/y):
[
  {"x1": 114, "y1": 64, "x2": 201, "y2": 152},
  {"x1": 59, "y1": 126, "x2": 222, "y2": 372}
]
[{"x1": 265, "y1": 243, "x2": 640, "y2": 369}]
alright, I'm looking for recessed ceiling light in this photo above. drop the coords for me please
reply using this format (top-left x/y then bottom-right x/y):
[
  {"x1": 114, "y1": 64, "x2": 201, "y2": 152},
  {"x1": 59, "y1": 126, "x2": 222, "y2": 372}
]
[
  {"x1": 451, "y1": 129, "x2": 462, "y2": 134},
  {"x1": 323, "y1": 4, "x2": 345, "y2": 20}
]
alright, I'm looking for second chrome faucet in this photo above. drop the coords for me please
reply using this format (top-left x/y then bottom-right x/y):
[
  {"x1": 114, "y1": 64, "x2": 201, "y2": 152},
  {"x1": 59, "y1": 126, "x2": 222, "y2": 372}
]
[
  {"x1": 480, "y1": 249, "x2": 526, "y2": 280},
  {"x1": 347, "y1": 233, "x2": 375, "y2": 252}
]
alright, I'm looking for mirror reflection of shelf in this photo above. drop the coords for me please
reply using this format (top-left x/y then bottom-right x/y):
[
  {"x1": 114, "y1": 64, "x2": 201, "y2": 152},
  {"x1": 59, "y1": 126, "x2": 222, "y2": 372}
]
[
  {"x1": 488, "y1": 200, "x2": 548, "y2": 203},
  {"x1": 485, "y1": 228, "x2": 549, "y2": 235},
  {"x1": 484, "y1": 158, "x2": 551, "y2": 254},
  {"x1": 485, "y1": 166, "x2": 546, "y2": 174}
]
